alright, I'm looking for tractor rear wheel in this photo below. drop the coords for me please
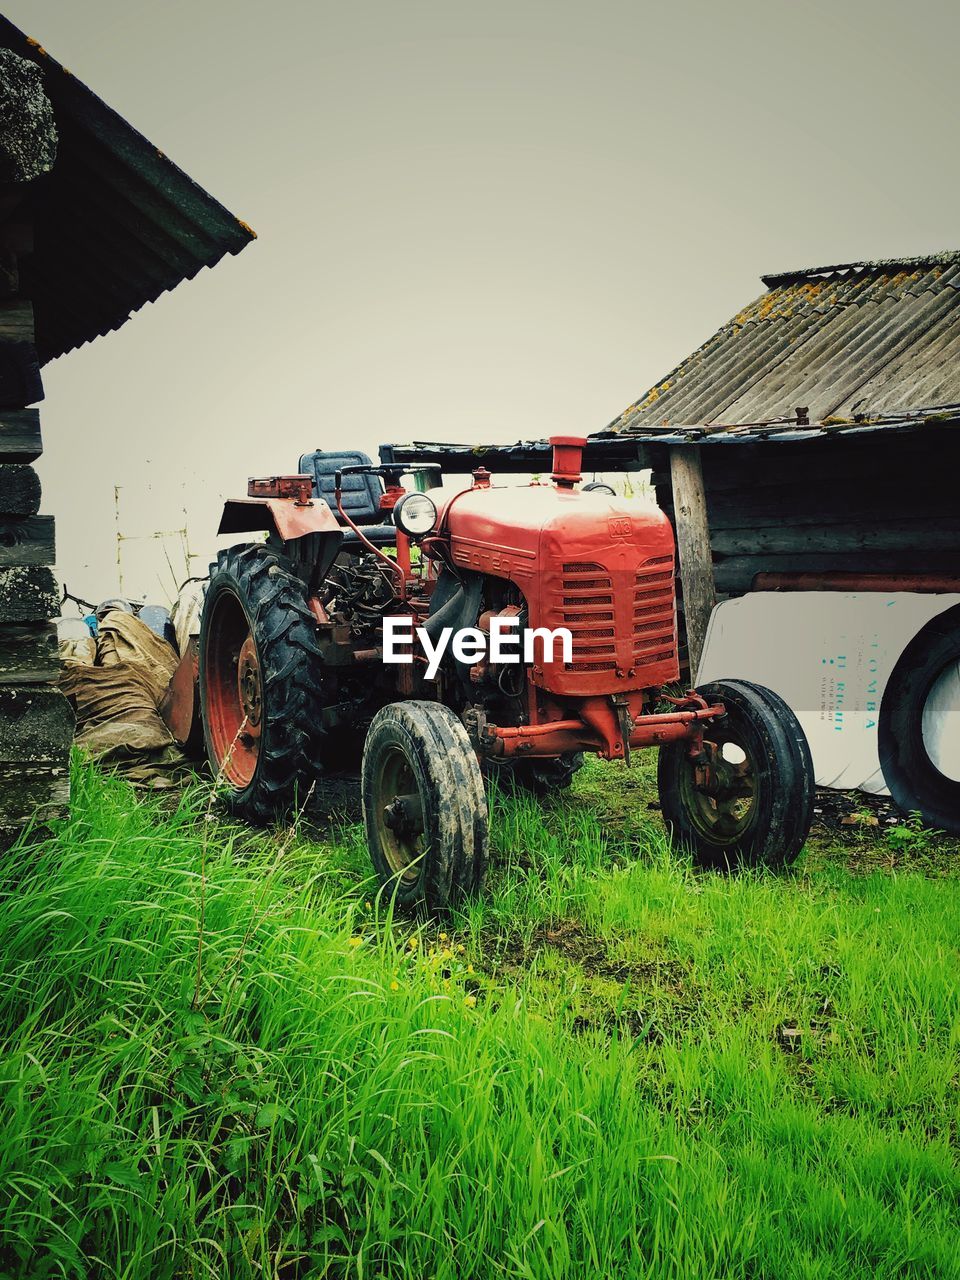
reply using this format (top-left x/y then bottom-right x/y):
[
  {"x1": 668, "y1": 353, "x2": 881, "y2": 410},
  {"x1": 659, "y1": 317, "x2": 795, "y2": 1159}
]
[
  {"x1": 199, "y1": 543, "x2": 324, "y2": 822},
  {"x1": 362, "y1": 700, "x2": 488, "y2": 911},
  {"x1": 657, "y1": 679, "x2": 814, "y2": 870}
]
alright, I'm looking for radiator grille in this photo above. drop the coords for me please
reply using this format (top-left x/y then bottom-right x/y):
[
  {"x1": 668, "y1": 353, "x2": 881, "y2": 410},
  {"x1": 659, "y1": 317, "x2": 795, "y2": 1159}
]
[
  {"x1": 634, "y1": 558, "x2": 676, "y2": 662},
  {"x1": 560, "y1": 562, "x2": 617, "y2": 672},
  {"x1": 556, "y1": 558, "x2": 676, "y2": 673}
]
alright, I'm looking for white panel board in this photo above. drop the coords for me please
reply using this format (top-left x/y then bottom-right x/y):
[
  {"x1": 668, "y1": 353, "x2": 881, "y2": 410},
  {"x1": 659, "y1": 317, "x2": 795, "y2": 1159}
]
[{"x1": 697, "y1": 593, "x2": 960, "y2": 794}]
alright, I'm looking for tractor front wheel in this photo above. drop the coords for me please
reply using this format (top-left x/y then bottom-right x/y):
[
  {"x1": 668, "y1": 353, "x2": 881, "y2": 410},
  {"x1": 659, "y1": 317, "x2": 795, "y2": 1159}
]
[
  {"x1": 362, "y1": 701, "x2": 488, "y2": 911},
  {"x1": 199, "y1": 544, "x2": 325, "y2": 822},
  {"x1": 657, "y1": 679, "x2": 814, "y2": 870}
]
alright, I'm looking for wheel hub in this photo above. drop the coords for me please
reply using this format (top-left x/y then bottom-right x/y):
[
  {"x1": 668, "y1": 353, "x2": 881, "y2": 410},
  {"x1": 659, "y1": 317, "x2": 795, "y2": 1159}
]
[
  {"x1": 382, "y1": 792, "x2": 424, "y2": 840},
  {"x1": 237, "y1": 635, "x2": 262, "y2": 736},
  {"x1": 684, "y1": 737, "x2": 757, "y2": 842},
  {"x1": 374, "y1": 750, "x2": 427, "y2": 882}
]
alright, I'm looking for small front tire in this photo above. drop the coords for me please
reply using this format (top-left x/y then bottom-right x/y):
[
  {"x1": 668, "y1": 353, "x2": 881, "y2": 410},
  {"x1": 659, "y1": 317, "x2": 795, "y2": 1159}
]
[
  {"x1": 657, "y1": 679, "x2": 814, "y2": 870},
  {"x1": 362, "y1": 700, "x2": 488, "y2": 911}
]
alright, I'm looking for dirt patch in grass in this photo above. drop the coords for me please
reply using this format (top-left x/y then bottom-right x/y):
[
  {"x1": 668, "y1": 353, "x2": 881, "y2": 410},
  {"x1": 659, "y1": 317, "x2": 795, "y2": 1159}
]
[
  {"x1": 804, "y1": 788, "x2": 959, "y2": 875},
  {"x1": 478, "y1": 916, "x2": 703, "y2": 1043},
  {"x1": 489, "y1": 916, "x2": 687, "y2": 984},
  {"x1": 528, "y1": 918, "x2": 689, "y2": 987}
]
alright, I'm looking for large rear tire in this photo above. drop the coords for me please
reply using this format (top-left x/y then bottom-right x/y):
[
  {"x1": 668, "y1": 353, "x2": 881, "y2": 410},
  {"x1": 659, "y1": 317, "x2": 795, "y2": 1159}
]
[
  {"x1": 199, "y1": 544, "x2": 324, "y2": 822},
  {"x1": 878, "y1": 604, "x2": 960, "y2": 835},
  {"x1": 657, "y1": 679, "x2": 814, "y2": 870},
  {"x1": 362, "y1": 700, "x2": 488, "y2": 911}
]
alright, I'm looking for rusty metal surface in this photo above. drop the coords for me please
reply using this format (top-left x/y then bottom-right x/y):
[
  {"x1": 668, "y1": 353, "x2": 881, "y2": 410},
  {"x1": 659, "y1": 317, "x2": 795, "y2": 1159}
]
[
  {"x1": 159, "y1": 638, "x2": 201, "y2": 752},
  {"x1": 0, "y1": 16, "x2": 255, "y2": 364},
  {"x1": 608, "y1": 252, "x2": 960, "y2": 435},
  {"x1": 217, "y1": 497, "x2": 342, "y2": 541}
]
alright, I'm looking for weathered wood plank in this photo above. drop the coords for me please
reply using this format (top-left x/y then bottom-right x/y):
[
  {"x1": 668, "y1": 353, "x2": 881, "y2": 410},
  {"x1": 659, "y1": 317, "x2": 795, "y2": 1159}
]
[
  {"x1": 0, "y1": 566, "x2": 58, "y2": 622},
  {"x1": 0, "y1": 762, "x2": 70, "y2": 842},
  {"x1": 0, "y1": 409, "x2": 41, "y2": 461},
  {"x1": 0, "y1": 464, "x2": 40, "y2": 516},
  {"x1": 711, "y1": 518, "x2": 960, "y2": 556},
  {"x1": 703, "y1": 480, "x2": 957, "y2": 528},
  {"x1": 0, "y1": 685, "x2": 74, "y2": 761},
  {"x1": 0, "y1": 623, "x2": 59, "y2": 684},
  {"x1": 714, "y1": 551, "x2": 960, "y2": 595},
  {"x1": 0, "y1": 223, "x2": 33, "y2": 299},
  {"x1": 0, "y1": 342, "x2": 43, "y2": 409},
  {"x1": 670, "y1": 444, "x2": 715, "y2": 682},
  {"x1": 0, "y1": 299, "x2": 33, "y2": 344},
  {"x1": 0, "y1": 682, "x2": 73, "y2": 839},
  {"x1": 0, "y1": 515, "x2": 54, "y2": 566},
  {"x1": 0, "y1": 250, "x2": 17, "y2": 299},
  {"x1": 698, "y1": 434, "x2": 960, "y2": 494}
]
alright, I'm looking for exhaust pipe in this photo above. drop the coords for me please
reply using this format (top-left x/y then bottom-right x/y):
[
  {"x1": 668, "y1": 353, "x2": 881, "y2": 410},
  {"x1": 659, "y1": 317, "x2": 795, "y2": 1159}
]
[{"x1": 549, "y1": 435, "x2": 586, "y2": 489}]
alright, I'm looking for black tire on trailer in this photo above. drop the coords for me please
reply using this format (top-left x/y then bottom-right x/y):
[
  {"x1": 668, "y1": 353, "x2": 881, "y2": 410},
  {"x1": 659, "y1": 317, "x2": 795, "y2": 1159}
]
[
  {"x1": 501, "y1": 752, "x2": 585, "y2": 796},
  {"x1": 199, "y1": 543, "x2": 325, "y2": 823},
  {"x1": 362, "y1": 700, "x2": 489, "y2": 911},
  {"x1": 657, "y1": 678, "x2": 815, "y2": 870},
  {"x1": 878, "y1": 603, "x2": 960, "y2": 835}
]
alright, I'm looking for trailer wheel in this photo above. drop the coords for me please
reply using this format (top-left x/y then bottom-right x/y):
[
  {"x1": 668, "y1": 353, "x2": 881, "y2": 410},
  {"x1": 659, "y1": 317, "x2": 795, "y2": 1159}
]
[
  {"x1": 199, "y1": 544, "x2": 324, "y2": 822},
  {"x1": 501, "y1": 752, "x2": 585, "y2": 796},
  {"x1": 362, "y1": 701, "x2": 488, "y2": 911},
  {"x1": 878, "y1": 604, "x2": 960, "y2": 835},
  {"x1": 657, "y1": 679, "x2": 814, "y2": 870}
]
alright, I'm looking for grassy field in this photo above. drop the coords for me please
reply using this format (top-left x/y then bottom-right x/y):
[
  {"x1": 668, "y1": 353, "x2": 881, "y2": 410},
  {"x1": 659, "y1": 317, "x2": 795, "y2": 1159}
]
[{"x1": 0, "y1": 756, "x2": 958, "y2": 1279}]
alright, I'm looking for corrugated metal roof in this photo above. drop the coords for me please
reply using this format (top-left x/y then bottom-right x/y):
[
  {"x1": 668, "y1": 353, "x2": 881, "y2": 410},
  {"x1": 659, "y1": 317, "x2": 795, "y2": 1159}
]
[
  {"x1": 0, "y1": 16, "x2": 255, "y2": 365},
  {"x1": 607, "y1": 252, "x2": 960, "y2": 434},
  {"x1": 383, "y1": 411, "x2": 960, "y2": 475}
]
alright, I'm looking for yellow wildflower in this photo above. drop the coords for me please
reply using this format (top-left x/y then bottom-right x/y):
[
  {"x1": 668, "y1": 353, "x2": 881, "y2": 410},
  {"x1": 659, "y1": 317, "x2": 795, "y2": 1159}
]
[
  {"x1": 348, "y1": 936, "x2": 363, "y2": 948},
  {"x1": 408, "y1": 936, "x2": 419, "y2": 950},
  {"x1": 464, "y1": 995, "x2": 477, "y2": 1008},
  {"x1": 390, "y1": 980, "x2": 400, "y2": 992}
]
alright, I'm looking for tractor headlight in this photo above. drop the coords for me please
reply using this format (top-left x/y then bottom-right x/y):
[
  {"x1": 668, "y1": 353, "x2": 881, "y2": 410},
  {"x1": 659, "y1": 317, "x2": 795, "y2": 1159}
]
[{"x1": 393, "y1": 491, "x2": 438, "y2": 538}]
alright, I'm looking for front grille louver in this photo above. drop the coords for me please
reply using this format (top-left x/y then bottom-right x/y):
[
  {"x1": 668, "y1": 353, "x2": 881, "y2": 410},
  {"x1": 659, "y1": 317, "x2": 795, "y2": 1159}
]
[{"x1": 557, "y1": 557, "x2": 676, "y2": 673}]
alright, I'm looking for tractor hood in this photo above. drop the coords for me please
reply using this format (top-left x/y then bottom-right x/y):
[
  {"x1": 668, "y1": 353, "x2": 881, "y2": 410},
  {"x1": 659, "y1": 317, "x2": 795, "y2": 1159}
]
[
  {"x1": 441, "y1": 483, "x2": 674, "y2": 581},
  {"x1": 438, "y1": 481, "x2": 679, "y2": 696}
]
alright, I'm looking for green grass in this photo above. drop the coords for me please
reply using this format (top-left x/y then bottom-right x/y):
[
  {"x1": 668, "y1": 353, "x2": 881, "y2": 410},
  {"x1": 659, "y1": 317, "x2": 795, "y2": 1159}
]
[{"x1": 0, "y1": 756, "x2": 958, "y2": 1279}]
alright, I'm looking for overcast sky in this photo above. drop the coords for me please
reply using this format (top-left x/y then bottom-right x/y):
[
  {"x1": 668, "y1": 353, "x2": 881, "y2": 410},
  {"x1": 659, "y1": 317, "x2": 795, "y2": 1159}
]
[{"x1": 9, "y1": 0, "x2": 960, "y2": 604}]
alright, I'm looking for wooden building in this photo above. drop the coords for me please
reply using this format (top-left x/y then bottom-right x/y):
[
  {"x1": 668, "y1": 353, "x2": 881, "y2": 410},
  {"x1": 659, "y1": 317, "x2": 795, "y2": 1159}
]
[
  {"x1": 600, "y1": 254, "x2": 960, "y2": 675},
  {"x1": 0, "y1": 16, "x2": 254, "y2": 839}
]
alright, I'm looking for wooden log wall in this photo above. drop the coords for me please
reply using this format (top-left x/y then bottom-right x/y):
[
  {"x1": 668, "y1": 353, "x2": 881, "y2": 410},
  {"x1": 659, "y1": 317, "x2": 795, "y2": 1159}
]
[
  {"x1": 0, "y1": 218, "x2": 73, "y2": 842},
  {"x1": 648, "y1": 428, "x2": 960, "y2": 608}
]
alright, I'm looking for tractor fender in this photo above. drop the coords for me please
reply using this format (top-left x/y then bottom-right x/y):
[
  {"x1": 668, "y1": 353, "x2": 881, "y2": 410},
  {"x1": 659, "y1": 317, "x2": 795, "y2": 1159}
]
[{"x1": 217, "y1": 496, "x2": 343, "y2": 544}]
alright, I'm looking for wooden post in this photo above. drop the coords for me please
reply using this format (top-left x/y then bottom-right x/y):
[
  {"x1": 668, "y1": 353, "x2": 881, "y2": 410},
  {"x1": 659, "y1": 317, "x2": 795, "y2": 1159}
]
[
  {"x1": 670, "y1": 444, "x2": 715, "y2": 683},
  {"x1": 0, "y1": 61, "x2": 74, "y2": 843}
]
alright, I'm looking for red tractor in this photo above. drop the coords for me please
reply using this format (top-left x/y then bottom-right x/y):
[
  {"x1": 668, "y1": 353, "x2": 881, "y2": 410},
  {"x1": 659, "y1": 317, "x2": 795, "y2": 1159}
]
[{"x1": 199, "y1": 436, "x2": 814, "y2": 908}]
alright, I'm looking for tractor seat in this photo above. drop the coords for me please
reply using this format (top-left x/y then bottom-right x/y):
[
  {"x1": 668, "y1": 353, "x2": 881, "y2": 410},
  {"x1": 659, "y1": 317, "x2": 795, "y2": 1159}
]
[
  {"x1": 299, "y1": 449, "x2": 398, "y2": 551},
  {"x1": 299, "y1": 448, "x2": 388, "y2": 527}
]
